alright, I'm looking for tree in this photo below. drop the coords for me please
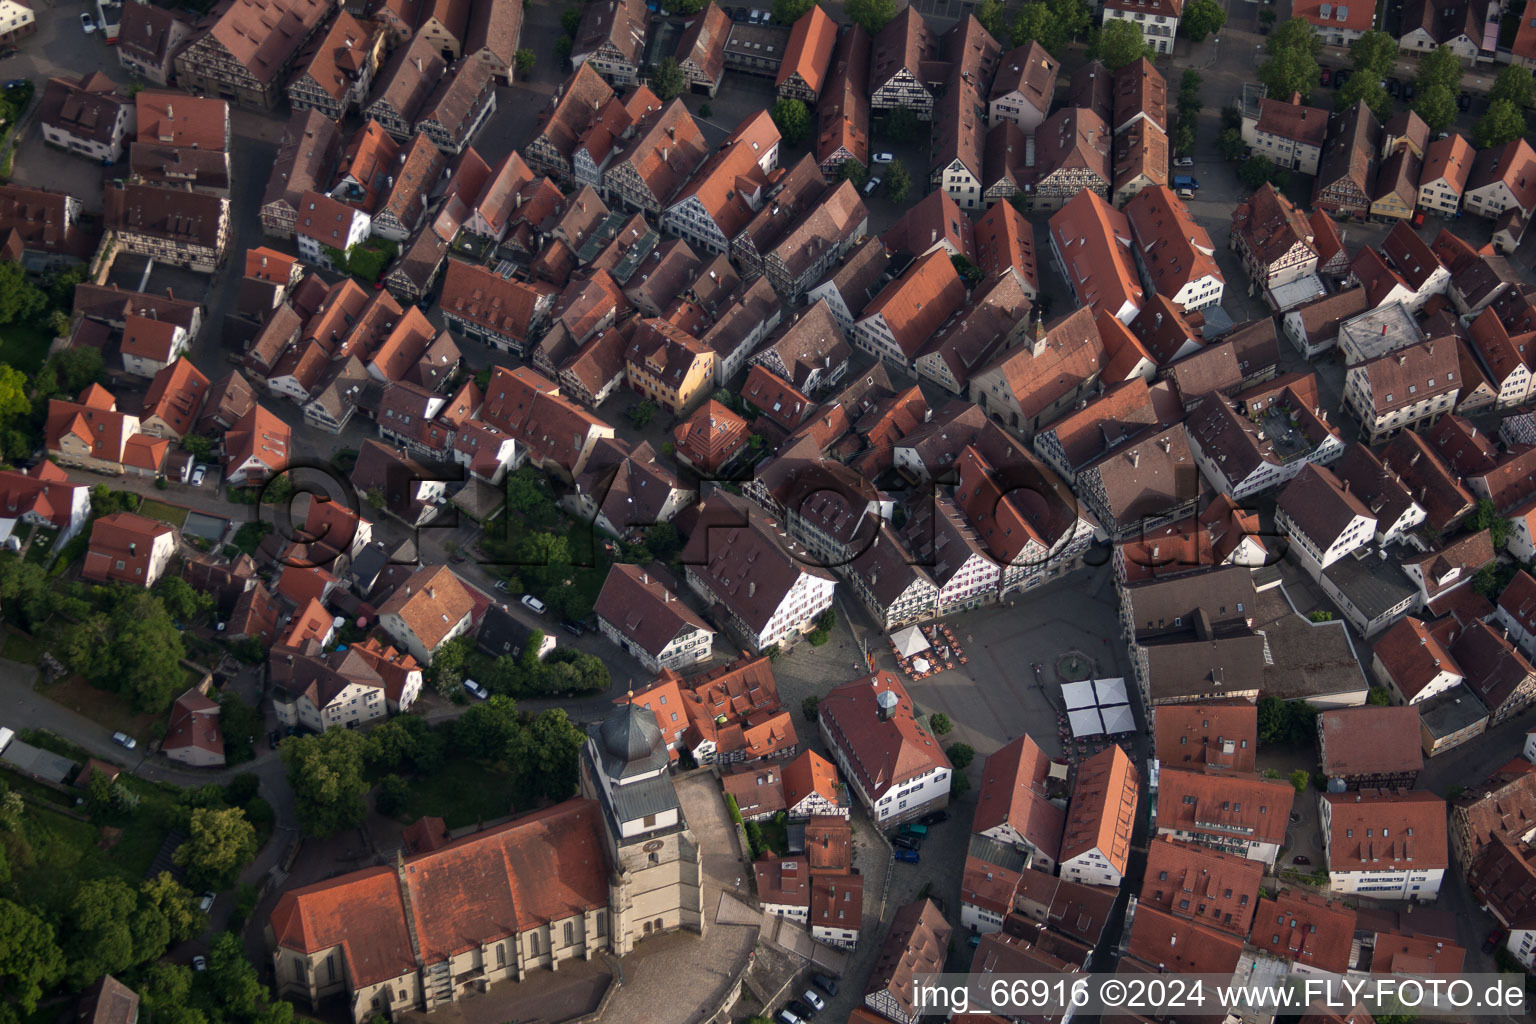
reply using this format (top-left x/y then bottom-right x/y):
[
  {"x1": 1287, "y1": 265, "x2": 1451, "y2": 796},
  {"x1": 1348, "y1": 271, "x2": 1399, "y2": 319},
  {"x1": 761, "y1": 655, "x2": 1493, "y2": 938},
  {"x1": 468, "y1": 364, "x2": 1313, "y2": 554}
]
[
  {"x1": 1414, "y1": 83, "x2": 1458, "y2": 133},
  {"x1": 883, "y1": 105, "x2": 921, "y2": 143},
  {"x1": 837, "y1": 159, "x2": 867, "y2": 186},
  {"x1": 1339, "y1": 71, "x2": 1393, "y2": 121},
  {"x1": 1289, "y1": 769, "x2": 1310, "y2": 794},
  {"x1": 1415, "y1": 44, "x2": 1462, "y2": 97},
  {"x1": 1172, "y1": 116, "x2": 1197, "y2": 157},
  {"x1": 1047, "y1": 0, "x2": 1092, "y2": 47},
  {"x1": 628, "y1": 398, "x2": 658, "y2": 428},
  {"x1": 771, "y1": 0, "x2": 817, "y2": 24},
  {"x1": 1489, "y1": 64, "x2": 1534, "y2": 111},
  {"x1": 1367, "y1": 686, "x2": 1391, "y2": 706},
  {"x1": 139, "y1": 872, "x2": 202, "y2": 946},
  {"x1": 521, "y1": 708, "x2": 587, "y2": 803},
  {"x1": 375, "y1": 774, "x2": 412, "y2": 816},
  {"x1": 1308, "y1": 609, "x2": 1334, "y2": 622},
  {"x1": 652, "y1": 58, "x2": 686, "y2": 101},
  {"x1": 157, "y1": 575, "x2": 215, "y2": 622},
  {"x1": 203, "y1": 932, "x2": 266, "y2": 1019},
  {"x1": 975, "y1": 0, "x2": 1004, "y2": 36},
  {"x1": 1093, "y1": 19, "x2": 1153, "y2": 71},
  {"x1": 946, "y1": 742, "x2": 974, "y2": 768},
  {"x1": 1010, "y1": 2, "x2": 1052, "y2": 48},
  {"x1": 1267, "y1": 16, "x2": 1321, "y2": 58},
  {"x1": 1349, "y1": 30, "x2": 1398, "y2": 78},
  {"x1": 1180, "y1": 0, "x2": 1225, "y2": 41},
  {"x1": 929, "y1": 712, "x2": 952, "y2": 736},
  {"x1": 560, "y1": 8, "x2": 583, "y2": 35},
  {"x1": 514, "y1": 49, "x2": 536, "y2": 76},
  {"x1": 950, "y1": 769, "x2": 971, "y2": 797},
  {"x1": 0, "y1": 553, "x2": 54, "y2": 630},
  {"x1": 282, "y1": 728, "x2": 371, "y2": 837},
  {"x1": 0, "y1": 899, "x2": 64, "y2": 1011},
  {"x1": 951, "y1": 254, "x2": 983, "y2": 286},
  {"x1": 845, "y1": 0, "x2": 896, "y2": 33},
  {"x1": 219, "y1": 694, "x2": 262, "y2": 766},
  {"x1": 1217, "y1": 127, "x2": 1248, "y2": 160},
  {"x1": 1239, "y1": 156, "x2": 1286, "y2": 188},
  {"x1": 801, "y1": 695, "x2": 819, "y2": 721},
  {"x1": 555, "y1": 35, "x2": 573, "y2": 59},
  {"x1": 808, "y1": 628, "x2": 830, "y2": 645},
  {"x1": 672, "y1": 0, "x2": 708, "y2": 12},
  {"x1": 771, "y1": 98, "x2": 811, "y2": 145},
  {"x1": 1261, "y1": 47, "x2": 1321, "y2": 104},
  {"x1": 1256, "y1": 695, "x2": 1284, "y2": 744},
  {"x1": 885, "y1": 159, "x2": 912, "y2": 203},
  {"x1": 35, "y1": 346, "x2": 104, "y2": 399},
  {"x1": 0, "y1": 365, "x2": 28, "y2": 427},
  {"x1": 174, "y1": 807, "x2": 258, "y2": 891},
  {"x1": 1475, "y1": 98, "x2": 1528, "y2": 148},
  {"x1": 0, "y1": 262, "x2": 45, "y2": 326},
  {"x1": 455, "y1": 695, "x2": 522, "y2": 760},
  {"x1": 65, "y1": 877, "x2": 141, "y2": 985},
  {"x1": 1180, "y1": 70, "x2": 1203, "y2": 106},
  {"x1": 816, "y1": 608, "x2": 836, "y2": 631}
]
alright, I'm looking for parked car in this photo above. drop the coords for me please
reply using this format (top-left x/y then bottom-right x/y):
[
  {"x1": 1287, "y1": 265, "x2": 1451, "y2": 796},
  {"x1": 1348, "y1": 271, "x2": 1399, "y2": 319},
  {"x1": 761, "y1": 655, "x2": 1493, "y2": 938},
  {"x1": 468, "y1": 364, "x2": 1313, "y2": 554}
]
[
  {"x1": 863, "y1": 176, "x2": 882, "y2": 195},
  {"x1": 1173, "y1": 155, "x2": 1194, "y2": 167},
  {"x1": 894, "y1": 847, "x2": 920, "y2": 863},
  {"x1": 729, "y1": 5, "x2": 745, "y2": 17},
  {"x1": 1320, "y1": 68, "x2": 1332, "y2": 85},
  {"x1": 112, "y1": 731, "x2": 137, "y2": 750},
  {"x1": 1291, "y1": 854, "x2": 1310, "y2": 865},
  {"x1": 561, "y1": 618, "x2": 586, "y2": 637},
  {"x1": 748, "y1": 7, "x2": 763, "y2": 21},
  {"x1": 494, "y1": 579, "x2": 510, "y2": 593},
  {"x1": 918, "y1": 810, "x2": 949, "y2": 826},
  {"x1": 892, "y1": 835, "x2": 920, "y2": 851},
  {"x1": 1177, "y1": 188, "x2": 1196, "y2": 199},
  {"x1": 463, "y1": 679, "x2": 490, "y2": 700},
  {"x1": 192, "y1": 955, "x2": 207, "y2": 972},
  {"x1": 0, "y1": 727, "x2": 14, "y2": 755},
  {"x1": 1483, "y1": 929, "x2": 1504, "y2": 954},
  {"x1": 199, "y1": 892, "x2": 215, "y2": 912},
  {"x1": 872, "y1": 152, "x2": 895, "y2": 163},
  {"x1": 80, "y1": 13, "x2": 96, "y2": 32},
  {"x1": 1171, "y1": 174, "x2": 1199, "y2": 190},
  {"x1": 802, "y1": 991, "x2": 826, "y2": 1013},
  {"x1": 787, "y1": 999, "x2": 816, "y2": 1021},
  {"x1": 1402, "y1": 81, "x2": 1415, "y2": 100},
  {"x1": 190, "y1": 464, "x2": 207, "y2": 487},
  {"x1": 900, "y1": 823, "x2": 928, "y2": 837},
  {"x1": 1457, "y1": 92, "x2": 1471, "y2": 110},
  {"x1": 0, "y1": 47, "x2": 19, "y2": 60},
  {"x1": 777, "y1": 1011, "x2": 802, "y2": 1024},
  {"x1": 1334, "y1": 68, "x2": 1351, "y2": 86},
  {"x1": 809, "y1": 973, "x2": 840, "y2": 996},
  {"x1": 267, "y1": 730, "x2": 280, "y2": 748},
  {"x1": 1386, "y1": 78, "x2": 1401, "y2": 96},
  {"x1": 521, "y1": 594, "x2": 547, "y2": 614}
]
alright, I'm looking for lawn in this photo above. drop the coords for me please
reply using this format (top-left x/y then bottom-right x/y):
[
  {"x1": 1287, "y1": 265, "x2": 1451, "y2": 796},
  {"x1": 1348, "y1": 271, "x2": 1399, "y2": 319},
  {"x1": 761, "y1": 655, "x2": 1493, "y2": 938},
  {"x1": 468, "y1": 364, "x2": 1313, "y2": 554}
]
[
  {"x1": 2, "y1": 627, "x2": 45, "y2": 665},
  {"x1": 24, "y1": 527, "x2": 56, "y2": 563},
  {"x1": 9, "y1": 797, "x2": 172, "y2": 910},
  {"x1": 389, "y1": 757, "x2": 516, "y2": 830},
  {"x1": 0, "y1": 320, "x2": 55, "y2": 376},
  {"x1": 137, "y1": 498, "x2": 190, "y2": 529},
  {"x1": 40, "y1": 674, "x2": 159, "y2": 744}
]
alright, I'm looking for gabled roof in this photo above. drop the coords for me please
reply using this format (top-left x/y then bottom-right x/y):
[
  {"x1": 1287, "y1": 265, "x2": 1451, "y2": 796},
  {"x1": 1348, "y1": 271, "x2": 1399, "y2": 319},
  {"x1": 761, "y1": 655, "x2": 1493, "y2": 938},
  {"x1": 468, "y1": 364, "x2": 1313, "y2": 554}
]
[
  {"x1": 1060, "y1": 744, "x2": 1137, "y2": 873},
  {"x1": 1141, "y1": 834, "x2": 1263, "y2": 936},
  {"x1": 777, "y1": 4, "x2": 838, "y2": 93},
  {"x1": 1155, "y1": 766, "x2": 1293, "y2": 846},
  {"x1": 1250, "y1": 891, "x2": 1357, "y2": 973},
  {"x1": 376, "y1": 564, "x2": 475, "y2": 651},
  {"x1": 1154, "y1": 700, "x2": 1258, "y2": 772},
  {"x1": 972, "y1": 734, "x2": 1065, "y2": 862},
  {"x1": 819, "y1": 671, "x2": 949, "y2": 801},
  {"x1": 1050, "y1": 188, "x2": 1143, "y2": 317},
  {"x1": 859, "y1": 248, "x2": 968, "y2": 361}
]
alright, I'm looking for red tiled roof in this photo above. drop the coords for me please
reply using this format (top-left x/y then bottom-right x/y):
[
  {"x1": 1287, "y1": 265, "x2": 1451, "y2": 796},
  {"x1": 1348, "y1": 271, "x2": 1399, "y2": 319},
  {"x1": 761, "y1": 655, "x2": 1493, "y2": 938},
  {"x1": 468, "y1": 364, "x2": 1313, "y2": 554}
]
[
  {"x1": 1155, "y1": 767, "x2": 1293, "y2": 846},
  {"x1": 1251, "y1": 891, "x2": 1357, "y2": 973},
  {"x1": 1125, "y1": 903, "x2": 1245, "y2": 975},
  {"x1": 1153, "y1": 699, "x2": 1257, "y2": 772},
  {"x1": 1323, "y1": 789, "x2": 1449, "y2": 873},
  {"x1": 776, "y1": 4, "x2": 838, "y2": 93},
  {"x1": 819, "y1": 671, "x2": 949, "y2": 802},
  {"x1": 972, "y1": 734, "x2": 1064, "y2": 861},
  {"x1": 1141, "y1": 835, "x2": 1263, "y2": 937}
]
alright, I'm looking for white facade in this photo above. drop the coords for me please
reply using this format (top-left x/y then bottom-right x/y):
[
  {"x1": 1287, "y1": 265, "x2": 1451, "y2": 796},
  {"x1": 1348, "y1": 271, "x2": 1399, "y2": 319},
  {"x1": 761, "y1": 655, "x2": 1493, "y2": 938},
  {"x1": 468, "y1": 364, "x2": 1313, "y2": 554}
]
[
  {"x1": 378, "y1": 597, "x2": 470, "y2": 664},
  {"x1": 275, "y1": 679, "x2": 387, "y2": 732},
  {"x1": 1060, "y1": 847, "x2": 1124, "y2": 887},
  {"x1": 1190, "y1": 433, "x2": 1346, "y2": 503},
  {"x1": 961, "y1": 898, "x2": 1008, "y2": 935},
  {"x1": 297, "y1": 208, "x2": 371, "y2": 270},
  {"x1": 1276, "y1": 504, "x2": 1376, "y2": 579},
  {"x1": 121, "y1": 324, "x2": 190, "y2": 378},
  {"x1": 1372, "y1": 650, "x2": 1462, "y2": 706},
  {"x1": 1100, "y1": 4, "x2": 1178, "y2": 54},
  {"x1": 1155, "y1": 825, "x2": 1282, "y2": 870},
  {"x1": 1318, "y1": 795, "x2": 1445, "y2": 899}
]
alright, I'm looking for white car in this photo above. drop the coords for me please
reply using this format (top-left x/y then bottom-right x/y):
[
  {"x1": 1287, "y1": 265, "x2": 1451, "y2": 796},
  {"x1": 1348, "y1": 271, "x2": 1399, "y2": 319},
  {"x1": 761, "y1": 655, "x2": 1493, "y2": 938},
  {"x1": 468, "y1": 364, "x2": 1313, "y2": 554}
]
[
  {"x1": 872, "y1": 152, "x2": 895, "y2": 164},
  {"x1": 863, "y1": 176, "x2": 882, "y2": 195},
  {"x1": 112, "y1": 731, "x2": 137, "y2": 750},
  {"x1": 463, "y1": 679, "x2": 489, "y2": 700},
  {"x1": 521, "y1": 594, "x2": 547, "y2": 615},
  {"x1": 494, "y1": 579, "x2": 510, "y2": 593},
  {"x1": 803, "y1": 991, "x2": 826, "y2": 1013},
  {"x1": 1174, "y1": 156, "x2": 1195, "y2": 167},
  {"x1": 198, "y1": 892, "x2": 215, "y2": 912},
  {"x1": 778, "y1": 1011, "x2": 803, "y2": 1024},
  {"x1": 192, "y1": 955, "x2": 207, "y2": 972},
  {"x1": 190, "y1": 464, "x2": 207, "y2": 487},
  {"x1": 80, "y1": 13, "x2": 96, "y2": 32}
]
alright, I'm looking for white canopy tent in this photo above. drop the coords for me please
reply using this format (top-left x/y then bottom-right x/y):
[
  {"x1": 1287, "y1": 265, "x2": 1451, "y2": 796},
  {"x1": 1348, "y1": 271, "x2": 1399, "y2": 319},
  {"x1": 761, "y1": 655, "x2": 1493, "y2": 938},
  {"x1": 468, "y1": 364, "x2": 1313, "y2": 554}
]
[
  {"x1": 1093, "y1": 677, "x2": 1129, "y2": 706},
  {"x1": 1100, "y1": 704, "x2": 1136, "y2": 734},
  {"x1": 1061, "y1": 680, "x2": 1097, "y2": 709},
  {"x1": 1068, "y1": 707, "x2": 1104, "y2": 737},
  {"x1": 892, "y1": 625, "x2": 930, "y2": 658}
]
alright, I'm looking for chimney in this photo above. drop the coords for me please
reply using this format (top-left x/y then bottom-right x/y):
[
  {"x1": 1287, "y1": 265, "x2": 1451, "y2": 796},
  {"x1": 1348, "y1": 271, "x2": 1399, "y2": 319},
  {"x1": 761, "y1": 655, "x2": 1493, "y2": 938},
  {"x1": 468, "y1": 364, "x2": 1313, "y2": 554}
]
[{"x1": 748, "y1": 581, "x2": 756, "y2": 597}]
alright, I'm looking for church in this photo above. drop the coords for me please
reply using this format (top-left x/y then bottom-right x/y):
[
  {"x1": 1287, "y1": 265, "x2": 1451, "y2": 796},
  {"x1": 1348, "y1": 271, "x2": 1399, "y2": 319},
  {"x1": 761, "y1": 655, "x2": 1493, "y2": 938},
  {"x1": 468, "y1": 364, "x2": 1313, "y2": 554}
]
[{"x1": 266, "y1": 701, "x2": 704, "y2": 1022}]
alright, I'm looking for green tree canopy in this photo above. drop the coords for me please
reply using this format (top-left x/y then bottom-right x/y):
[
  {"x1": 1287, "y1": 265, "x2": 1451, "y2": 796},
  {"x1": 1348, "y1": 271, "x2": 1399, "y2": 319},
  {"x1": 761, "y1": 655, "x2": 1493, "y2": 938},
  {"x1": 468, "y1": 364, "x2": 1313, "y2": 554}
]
[
  {"x1": 1010, "y1": 2, "x2": 1052, "y2": 48},
  {"x1": 174, "y1": 807, "x2": 259, "y2": 891},
  {"x1": 672, "y1": 0, "x2": 708, "y2": 12},
  {"x1": 282, "y1": 728, "x2": 371, "y2": 837},
  {"x1": 1260, "y1": 46, "x2": 1321, "y2": 105},
  {"x1": 514, "y1": 49, "x2": 536, "y2": 76},
  {"x1": 1349, "y1": 29, "x2": 1398, "y2": 78},
  {"x1": 1474, "y1": 98, "x2": 1528, "y2": 148},
  {"x1": 1093, "y1": 19, "x2": 1153, "y2": 70},
  {"x1": 651, "y1": 58, "x2": 686, "y2": 101},
  {"x1": 1415, "y1": 44, "x2": 1462, "y2": 96},
  {"x1": 929, "y1": 712, "x2": 952, "y2": 735},
  {"x1": 845, "y1": 0, "x2": 896, "y2": 33},
  {"x1": 1413, "y1": 83, "x2": 1458, "y2": 132},
  {"x1": 885, "y1": 159, "x2": 912, "y2": 203},
  {"x1": 1267, "y1": 16, "x2": 1321, "y2": 58},
  {"x1": 1338, "y1": 72, "x2": 1393, "y2": 121},
  {"x1": 0, "y1": 262, "x2": 46, "y2": 326},
  {"x1": 771, "y1": 0, "x2": 818, "y2": 24},
  {"x1": 882, "y1": 105, "x2": 921, "y2": 143},
  {"x1": 975, "y1": 0, "x2": 1004, "y2": 36},
  {"x1": 1489, "y1": 64, "x2": 1534, "y2": 110},
  {"x1": 64, "y1": 877, "x2": 140, "y2": 985},
  {"x1": 1239, "y1": 155, "x2": 1287, "y2": 188},
  {"x1": 0, "y1": 365, "x2": 28, "y2": 426},
  {"x1": 0, "y1": 898, "x2": 65, "y2": 1011},
  {"x1": 771, "y1": 98, "x2": 811, "y2": 145},
  {"x1": 157, "y1": 575, "x2": 215, "y2": 622},
  {"x1": 1180, "y1": 0, "x2": 1225, "y2": 41}
]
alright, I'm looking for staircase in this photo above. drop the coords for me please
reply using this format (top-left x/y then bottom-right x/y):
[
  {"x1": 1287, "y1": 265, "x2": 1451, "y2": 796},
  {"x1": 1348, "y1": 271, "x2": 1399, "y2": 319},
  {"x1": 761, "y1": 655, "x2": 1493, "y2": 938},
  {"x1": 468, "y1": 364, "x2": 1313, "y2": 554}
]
[{"x1": 424, "y1": 961, "x2": 452, "y2": 1006}]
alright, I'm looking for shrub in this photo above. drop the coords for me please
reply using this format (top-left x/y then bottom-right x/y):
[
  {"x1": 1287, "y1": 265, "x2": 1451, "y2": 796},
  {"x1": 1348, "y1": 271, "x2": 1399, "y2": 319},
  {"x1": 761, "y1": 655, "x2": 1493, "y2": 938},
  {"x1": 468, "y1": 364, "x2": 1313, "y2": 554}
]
[
  {"x1": 946, "y1": 743, "x2": 974, "y2": 769},
  {"x1": 802, "y1": 695, "x2": 820, "y2": 721},
  {"x1": 929, "y1": 713, "x2": 952, "y2": 735},
  {"x1": 808, "y1": 628, "x2": 829, "y2": 646}
]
